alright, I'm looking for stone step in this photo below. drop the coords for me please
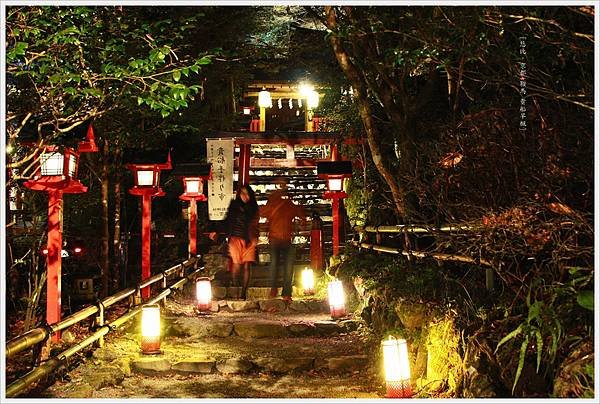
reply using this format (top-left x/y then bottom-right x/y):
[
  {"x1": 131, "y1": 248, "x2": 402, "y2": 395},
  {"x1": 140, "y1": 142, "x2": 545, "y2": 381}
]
[
  {"x1": 167, "y1": 316, "x2": 359, "y2": 339},
  {"x1": 210, "y1": 286, "x2": 324, "y2": 302},
  {"x1": 89, "y1": 328, "x2": 372, "y2": 379},
  {"x1": 46, "y1": 366, "x2": 382, "y2": 399}
]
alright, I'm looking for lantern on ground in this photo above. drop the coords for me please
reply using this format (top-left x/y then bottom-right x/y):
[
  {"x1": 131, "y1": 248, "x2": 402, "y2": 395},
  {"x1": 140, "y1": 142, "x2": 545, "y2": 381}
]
[
  {"x1": 174, "y1": 163, "x2": 212, "y2": 258},
  {"x1": 140, "y1": 304, "x2": 161, "y2": 354},
  {"x1": 258, "y1": 88, "x2": 272, "y2": 132},
  {"x1": 125, "y1": 149, "x2": 172, "y2": 299},
  {"x1": 196, "y1": 277, "x2": 212, "y2": 313},
  {"x1": 382, "y1": 336, "x2": 412, "y2": 398},
  {"x1": 302, "y1": 267, "x2": 315, "y2": 295},
  {"x1": 23, "y1": 120, "x2": 98, "y2": 342},
  {"x1": 317, "y1": 159, "x2": 353, "y2": 256},
  {"x1": 327, "y1": 279, "x2": 346, "y2": 319}
]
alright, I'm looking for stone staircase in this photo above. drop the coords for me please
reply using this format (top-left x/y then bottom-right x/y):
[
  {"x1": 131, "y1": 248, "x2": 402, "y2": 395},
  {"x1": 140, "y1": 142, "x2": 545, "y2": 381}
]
[{"x1": 41, "y1": 288, "x2": 383, "y2": 399}]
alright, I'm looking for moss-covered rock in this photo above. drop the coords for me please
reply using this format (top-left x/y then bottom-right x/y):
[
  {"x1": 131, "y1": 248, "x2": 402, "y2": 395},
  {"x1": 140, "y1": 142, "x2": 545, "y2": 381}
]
[{"x1": 424, "y1": 314, "x2": 462, "y2": 395}]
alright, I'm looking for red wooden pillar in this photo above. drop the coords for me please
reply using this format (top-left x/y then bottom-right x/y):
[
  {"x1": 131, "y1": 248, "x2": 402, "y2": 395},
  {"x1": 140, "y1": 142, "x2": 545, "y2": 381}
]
[
  {"x1": 46, "y1": 190, "x2": 63, "y2": 341},
  {"x1": 141, "y1": 194, "x2": 152, "y2": 299},
  {"x1": 332, "y1": 197, "x2": 340, "y2": 256},
  {"x1": 188, "y1": 198, "x2": 197, "y2": 257},
  {"x1": 310, "y1": 214, "x2": 324, "y2": 270},
  {"x1": 238, "y1": 144, "x2": 251, "y2": 188}
]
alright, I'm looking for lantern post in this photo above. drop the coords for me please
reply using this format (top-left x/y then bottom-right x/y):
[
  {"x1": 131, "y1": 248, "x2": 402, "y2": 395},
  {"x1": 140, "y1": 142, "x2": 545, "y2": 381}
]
[
  {"x1": 125, "y1": 150, "x2": 172, "y2": 299},
  {"x1": 173, "y1": 163, "x2": 212, "y2": 258},
  {"x1": 317, "y1": 153, "x2": 352, "y2": 257},
  {"x1": 23, "y1": 122, "x2": 98, "y2": 341}
]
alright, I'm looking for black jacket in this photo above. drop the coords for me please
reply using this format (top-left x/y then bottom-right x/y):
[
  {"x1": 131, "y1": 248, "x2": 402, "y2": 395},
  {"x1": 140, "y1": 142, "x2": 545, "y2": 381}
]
[{"x1": 225, "y1": 199, "x2": 257, "y2": 243}]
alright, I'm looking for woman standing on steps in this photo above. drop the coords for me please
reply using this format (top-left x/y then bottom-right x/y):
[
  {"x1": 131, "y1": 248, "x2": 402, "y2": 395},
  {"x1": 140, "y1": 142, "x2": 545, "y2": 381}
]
[{"x1": 222, "y1": 184, "x2": 259, "y2": 300}]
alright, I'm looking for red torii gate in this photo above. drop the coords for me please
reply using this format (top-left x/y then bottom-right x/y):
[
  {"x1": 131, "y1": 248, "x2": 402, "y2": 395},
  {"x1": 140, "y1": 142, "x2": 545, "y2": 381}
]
[{"x1": 206, "y1": 131, "x2": 357, "y2": 261}]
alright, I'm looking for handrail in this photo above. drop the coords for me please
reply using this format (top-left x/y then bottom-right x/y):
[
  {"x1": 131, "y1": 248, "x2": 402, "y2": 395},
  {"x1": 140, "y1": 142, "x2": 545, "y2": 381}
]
[
  {"x1": 355, "y1": 224, "x2": 479, "y2": 233},
  {"x1": 6, "y1": 257, "x2": 198, "y2": 359},
  {"x1": 352, "y1": 241, "x2": 493, "y2": 267},
  {"x1": 6, "y1": 263, "x2": 204, "y2": 398}
]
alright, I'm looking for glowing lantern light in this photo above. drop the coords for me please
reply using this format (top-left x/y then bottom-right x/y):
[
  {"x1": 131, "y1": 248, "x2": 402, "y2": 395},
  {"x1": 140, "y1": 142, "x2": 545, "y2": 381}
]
[
  {"x1": 382, "y1": 336, "x2": 412, "y2": 398},
  {"x1": 184, "y1": 178, "x2": 201, "y2": 195},
  {"x1": 243, "y1": 107, "x2": 251, "y2": 115},
  {"x1": 140, "y1": 304, "x2": 161, "y2": 354},
  {"x1": 327, "y1": 279, "x2": 346, "y2": 319},
  {"x1": 327, "y1": 178, "x2": 344, "y2": 192},
  {"x1": 136, "y1": 170, "x2": 156, "y2": 187},
  {"x1": 258, "y1": 89, "x2": 272, "y2": 108},
  {"x1": 307, "y1": 90, "x2": 320, "y2": 109},
  {"x1": 196, "y1": 277, "x2": 212, "y2": 313},
  {"x1": 302, "y1": 267, "x2": 315, "y2": 295}
]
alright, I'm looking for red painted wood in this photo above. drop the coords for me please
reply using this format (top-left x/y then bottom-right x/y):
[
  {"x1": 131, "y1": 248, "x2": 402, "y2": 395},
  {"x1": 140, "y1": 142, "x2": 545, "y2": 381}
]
[
  {"x1": 141, "y1": 194, "x2": 152, "y2": 299},
  {"x1": 189, "y1": 199, "x2": 197, "y2": 257},
  {"x1": 47, "y1": 191, "x2": 63, "y2": 341},
  {"x1": 238, "y1": 144, "x2": 251, "y2": 187},
  {"x1": 332, "y1": 197, "x2": 340, "y2": 256}
]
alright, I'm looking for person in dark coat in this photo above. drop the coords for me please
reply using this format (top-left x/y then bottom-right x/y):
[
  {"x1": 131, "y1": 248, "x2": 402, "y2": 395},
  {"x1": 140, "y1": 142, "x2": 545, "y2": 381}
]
[{"x1": 223, "y1": 184, "x2": 259, "y2": 299}]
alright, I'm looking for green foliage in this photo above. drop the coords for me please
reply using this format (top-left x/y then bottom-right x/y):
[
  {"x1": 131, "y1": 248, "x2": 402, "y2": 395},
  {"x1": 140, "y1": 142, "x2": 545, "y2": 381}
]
[
  {"x1": 576, "y1": 290, "x2": 593, "y2": 311},
  {"x1": 6, "y1": 6, "x2": 214, "y2": 139}
]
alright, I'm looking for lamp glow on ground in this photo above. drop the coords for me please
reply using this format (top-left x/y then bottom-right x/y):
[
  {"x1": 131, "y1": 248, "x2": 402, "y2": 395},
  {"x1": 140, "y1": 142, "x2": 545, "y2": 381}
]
[
  {"x1": 196, "y1": 277, "x2": 212, "y2": 313},
  {"x1": 382, "y1": 336, "x2": 412, "y2": 398},
  {"x1": 327, "y1": 279, "x2": 346, "y2": 319},
  {"x1": 302, "y1": 267, "x2": 315, "y2": 295},
  {"x1": 141, "y1": 304, "x2": 161, "y2": 354}
]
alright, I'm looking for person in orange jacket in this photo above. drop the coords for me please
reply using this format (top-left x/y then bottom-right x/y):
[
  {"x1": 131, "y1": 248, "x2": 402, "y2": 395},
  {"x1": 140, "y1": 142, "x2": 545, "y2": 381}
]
[{"x1": 260, "y1": 178, "x2": 306, "y2": 301}]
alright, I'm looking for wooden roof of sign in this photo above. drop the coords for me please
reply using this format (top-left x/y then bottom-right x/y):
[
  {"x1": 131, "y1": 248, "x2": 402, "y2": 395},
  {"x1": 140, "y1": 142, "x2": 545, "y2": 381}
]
[{"x1": 205, "y1": 131, "x2": 344, "y2": 146}]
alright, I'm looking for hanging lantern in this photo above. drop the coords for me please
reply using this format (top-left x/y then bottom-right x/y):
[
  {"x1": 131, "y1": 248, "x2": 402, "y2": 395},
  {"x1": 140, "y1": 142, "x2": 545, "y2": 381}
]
[
  {"x1": 140, "y1": 304, "x2": 161, "y2": 354},
  {"x1": 327, "y1": 279, "x2": 346, "y2": 319},
  {"x1": 277, "y1": 98, "x2": 282, "y2": 109},
  {"x1": 288, "y1": 98, "x2": 293, "y2": 109},
  {"x1": 298, "y1": 98, "x2": 303, "y2": 108},
  {"x1": 382, "y1": 336, "x2": 412, "y2": 398},
  {"x1": 307, "y1": 90, "x2": 320, "y2": 109},
  {"x1": 258, "y1": 89, "x2": 272, "y2": 108},
  {"x1": 302, "y1": 267, "x2": 315, "y2": 295},
  {"x1": 196, "y1": 277, "x2": 212, "y2": 313}
]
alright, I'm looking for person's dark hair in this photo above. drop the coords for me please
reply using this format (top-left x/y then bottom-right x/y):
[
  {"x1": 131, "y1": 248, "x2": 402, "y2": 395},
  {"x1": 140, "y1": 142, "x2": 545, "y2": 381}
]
[{"x1": 237, "y1": 184, "x2": 258, "y2": 218}]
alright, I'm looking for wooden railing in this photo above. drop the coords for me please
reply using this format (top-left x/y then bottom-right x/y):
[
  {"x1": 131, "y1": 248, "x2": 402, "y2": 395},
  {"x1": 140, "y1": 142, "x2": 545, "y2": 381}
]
[
  {"x1": 351, "y1": 224, "x2": 495, "y2": 290},
  {"x1": 5, "y1": 256, "x2": 202, "y2": 398}
]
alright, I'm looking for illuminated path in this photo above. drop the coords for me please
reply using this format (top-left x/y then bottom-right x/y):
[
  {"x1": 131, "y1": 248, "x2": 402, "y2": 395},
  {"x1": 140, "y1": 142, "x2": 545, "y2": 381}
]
[{"x1": 37, "y1": 291, "x2": 383, "y2": 399}]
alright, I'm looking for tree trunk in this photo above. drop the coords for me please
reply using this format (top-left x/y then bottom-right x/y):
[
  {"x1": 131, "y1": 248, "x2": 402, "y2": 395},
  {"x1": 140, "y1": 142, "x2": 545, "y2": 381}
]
[
  {"x1": 112, "y1": 143, "x2": 122, "y2": 291},
  {"x1": 101, "y1": 139, "x2": 110, "y2": 297},
  {"x1": 24, "y1": 247, "x2": 45, "y2": 332},
  {"x1": 325, "y1": 6, "x2": 409, "y2": 220}
]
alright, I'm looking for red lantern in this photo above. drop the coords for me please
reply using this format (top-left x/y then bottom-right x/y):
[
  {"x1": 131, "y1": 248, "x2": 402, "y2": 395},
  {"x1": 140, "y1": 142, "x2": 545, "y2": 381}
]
[
  {"x1": 174, "y1": 163, "x2": 212, "y2": 257},
  {"x1": 126, "y1": 150, "x2": 172, "y2": 299}
]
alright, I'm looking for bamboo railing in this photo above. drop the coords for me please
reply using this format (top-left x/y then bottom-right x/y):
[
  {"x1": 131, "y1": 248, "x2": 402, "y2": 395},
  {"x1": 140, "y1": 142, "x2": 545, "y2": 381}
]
[{"x1": 6, "y1": 257, "x2": 202, "y2": 398}]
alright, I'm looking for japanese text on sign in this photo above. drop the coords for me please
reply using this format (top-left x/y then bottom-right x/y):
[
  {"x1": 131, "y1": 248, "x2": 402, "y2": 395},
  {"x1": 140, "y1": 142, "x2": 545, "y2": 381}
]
[{"x1": 207, "y1": 138, "x2": 234, "y2": 220}]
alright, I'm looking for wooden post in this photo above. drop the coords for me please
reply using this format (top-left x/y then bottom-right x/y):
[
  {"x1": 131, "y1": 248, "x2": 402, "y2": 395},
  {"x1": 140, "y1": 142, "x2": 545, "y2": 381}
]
[
  {"x1": 238, "y1": 144, "x2": 251, "y2": 188},
  {"x1": 141, "y1": 194, "x2": 152, "y2": 299},
  {"x1": 46, "y1": 190, "x2": 63, "y2": 342},
  {"x1": 188, "y1": 199, "x2": 197, "y2": 257},
  {"x1": 332, "y1": 197, "x2": 340, "y2": 256}
]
